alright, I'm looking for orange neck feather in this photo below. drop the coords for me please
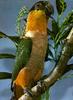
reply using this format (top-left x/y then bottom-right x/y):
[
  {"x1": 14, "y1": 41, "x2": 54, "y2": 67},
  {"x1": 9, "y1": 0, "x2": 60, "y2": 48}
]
[{"x1": 26, "y1": 10, "x2": 48, "y2": 33}]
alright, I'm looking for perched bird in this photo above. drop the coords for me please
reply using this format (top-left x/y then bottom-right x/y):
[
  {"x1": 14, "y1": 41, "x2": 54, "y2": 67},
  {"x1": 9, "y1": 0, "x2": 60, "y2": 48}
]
[{"x1": 12, "y1": 1, "x2": 53, "y2": 99}]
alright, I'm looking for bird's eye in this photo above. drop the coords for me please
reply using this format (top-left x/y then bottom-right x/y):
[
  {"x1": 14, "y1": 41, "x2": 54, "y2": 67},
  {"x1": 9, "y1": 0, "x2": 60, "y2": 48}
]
[
  {"x1": 35, "y1": 3, "x2": 43, "y2": 10},
  {"x1": 36, "y1": 4, "x2": 40, "y2": 7},
  {"x1": 37, "y1": 3, "x2": 42, "y2": 7}
]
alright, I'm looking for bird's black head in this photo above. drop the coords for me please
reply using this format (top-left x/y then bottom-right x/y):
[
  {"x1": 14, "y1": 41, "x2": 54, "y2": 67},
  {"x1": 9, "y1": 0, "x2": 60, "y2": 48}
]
[{"x1": 29, "y1": 1, "x2": 54, "y2": 18}]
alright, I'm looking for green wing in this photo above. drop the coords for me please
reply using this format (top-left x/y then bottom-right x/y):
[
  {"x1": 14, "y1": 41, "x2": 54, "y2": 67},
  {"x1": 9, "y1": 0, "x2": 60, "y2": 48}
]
[{"x1": 12, "y1": 38, "x2": 32, "y2": 81}]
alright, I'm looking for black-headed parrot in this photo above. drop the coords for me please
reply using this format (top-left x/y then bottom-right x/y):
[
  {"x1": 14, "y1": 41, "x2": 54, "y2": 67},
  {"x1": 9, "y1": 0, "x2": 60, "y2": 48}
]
[{"x1": 11, "y1": 1, "x2": 54, "y2": 99}]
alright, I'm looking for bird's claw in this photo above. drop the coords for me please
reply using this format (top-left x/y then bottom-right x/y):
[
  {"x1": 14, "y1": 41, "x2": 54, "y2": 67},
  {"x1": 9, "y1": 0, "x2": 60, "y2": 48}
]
[
  {"x1": 23, "y1": 88, "x2": 33, "y2": 97},
  {"x1": 37, "y1": 80, "x2": 46, "y2": 93}
]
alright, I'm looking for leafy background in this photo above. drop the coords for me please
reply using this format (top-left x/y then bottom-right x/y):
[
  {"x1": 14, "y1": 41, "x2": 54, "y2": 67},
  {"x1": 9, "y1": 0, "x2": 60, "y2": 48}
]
[{"x1": 0, "y1": 0, "x2": 73, "y2": 100}]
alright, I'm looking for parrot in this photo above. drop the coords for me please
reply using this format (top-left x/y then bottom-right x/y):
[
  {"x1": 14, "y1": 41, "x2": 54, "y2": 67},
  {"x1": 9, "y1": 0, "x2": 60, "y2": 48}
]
[{"x1": 11, "y1": 1, "x2": 54, "y2": 99}]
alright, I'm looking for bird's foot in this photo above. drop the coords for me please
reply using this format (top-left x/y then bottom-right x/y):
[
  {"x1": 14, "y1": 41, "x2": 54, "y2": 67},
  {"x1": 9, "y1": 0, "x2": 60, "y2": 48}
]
[
  {"x1": 23, "y1": 88, "x2": 33, "y2": 97},
  {"x1": 37, "y1": 80, "x2": 47, "y2": 93}
]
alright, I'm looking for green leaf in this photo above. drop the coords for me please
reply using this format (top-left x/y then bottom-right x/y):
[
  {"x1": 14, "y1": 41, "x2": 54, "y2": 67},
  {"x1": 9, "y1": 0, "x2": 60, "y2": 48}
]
[
  {"x1": 16, "y1": 6, "x2": 29, "y2": 36},
  {"x1": 8, "y1": 36, "x2": 20, "y2": 44},
  {"x1": 0, "y1": 31, "x2": 7, "y2": 38},
  {"x1": 51, "y1": 19, "x2": 59, "y2": 41},
  {"x1": 0, "y1": 53, "x2": 15, "y2": 59},
  {"x1": 41, "y1": 89, "x2": 50, "y2": 100},
  {"x1": 45, "y1": 89, "x2": 50, "y2": 100},
  {"x1": 55, "y1": 10, "x2": 73, "y2": 43},
  {"x1": 60, "y1": 25, "x2": 73, "y2": 40},
  {"x1": 52, "y1": 19, "x2": 59, "y2": 35},
  {"x1": 0, "y1": 72, "x2": 12, "y2": 79},
  {"x1": 56, "y1": 0, "x2": 67, "y2": 15},
  {"x1": 0, "y1": 31, "x2": 20, "y2": 44},
  {"x1": 62, "y1": 10, "x2": 73, "y2": 26},
  {"x1": 55, "y1": 24, "x2": 72, "y2": 46},
  {"x1": 47, "y1": 28, "x2": 55, "y2": 40}
]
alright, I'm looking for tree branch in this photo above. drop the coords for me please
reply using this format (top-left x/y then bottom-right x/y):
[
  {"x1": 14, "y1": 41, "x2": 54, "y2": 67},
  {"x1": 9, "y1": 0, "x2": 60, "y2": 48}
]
[
  {"x1": 19, "y1": 28, "x2": 73, "y2": 100},
  {"x1": 67, "y1": 64, "x2": 73, "y2": 70},
  {"x1": 64, "y1": 64, "x2": 73, "y2": 73}
]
